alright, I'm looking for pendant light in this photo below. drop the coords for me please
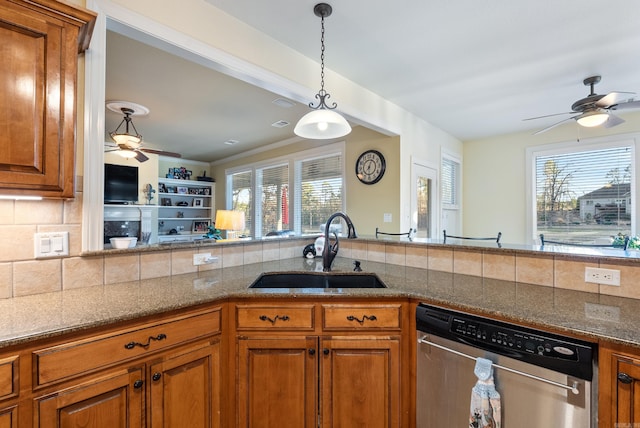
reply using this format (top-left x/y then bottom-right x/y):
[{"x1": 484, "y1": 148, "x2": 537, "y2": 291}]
[
  {"x1": 294, "y1": 3, "x2": 351, "y2": 140},
  {"x1": 110, "y1": 107, "x2": 142, "y2": 146}
]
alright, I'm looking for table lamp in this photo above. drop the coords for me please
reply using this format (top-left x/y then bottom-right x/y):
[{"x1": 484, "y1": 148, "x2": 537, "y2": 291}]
[{"x1": 214, "y1": 210, "x2": 246, "y2": 239}]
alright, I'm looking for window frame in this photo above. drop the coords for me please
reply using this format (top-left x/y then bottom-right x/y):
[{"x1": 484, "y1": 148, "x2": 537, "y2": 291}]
[{"x1": 525, "y1": 134, "x2": 638, "y2": 243}]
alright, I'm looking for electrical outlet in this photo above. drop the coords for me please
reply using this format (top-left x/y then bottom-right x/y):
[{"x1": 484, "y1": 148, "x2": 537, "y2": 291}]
[
  {"x1": 585, "y1": 267, "x2": 621, "y2": 286},
  {"x1": 193, "y1": 253, "x2": 214, "y2": 266},
  {"x1": 584, "y1": 302, "x2": 620, "y2": 322}
]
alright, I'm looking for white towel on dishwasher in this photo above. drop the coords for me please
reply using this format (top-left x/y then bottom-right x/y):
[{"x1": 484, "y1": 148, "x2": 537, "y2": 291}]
[{"x1": 469, "y1": 357, "x2": 501, "y2": 428}]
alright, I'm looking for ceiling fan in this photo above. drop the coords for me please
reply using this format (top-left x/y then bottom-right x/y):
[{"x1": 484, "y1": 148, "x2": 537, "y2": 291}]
[
  {"x1": 524, "y1": 75, "x2": 640, "y2": 135},
  {"x1": 104, "y1": 102, "x2": 182, "y2": 162}
]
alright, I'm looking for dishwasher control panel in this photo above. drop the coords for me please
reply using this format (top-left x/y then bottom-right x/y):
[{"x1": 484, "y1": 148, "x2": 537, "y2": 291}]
[
  {"x1": 450, "y1": 316, "x2": 578, "y2": 360},
  {"x1": 416, "y1": 303, "x2": 595, "y2": 380}
]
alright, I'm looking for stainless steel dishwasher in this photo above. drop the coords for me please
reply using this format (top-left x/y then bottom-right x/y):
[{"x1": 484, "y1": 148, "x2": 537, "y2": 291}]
[{"x1": 416, "y1": 303, "x2": 596, "y2": 427}]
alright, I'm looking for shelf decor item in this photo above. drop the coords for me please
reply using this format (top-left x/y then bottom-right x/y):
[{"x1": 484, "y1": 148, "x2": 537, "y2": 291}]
[
  {"x1": 161, "y1": 197, "x2": 172, "y2": 206},
  {"x1": 193, "y1": 198, "x2": 204, "y2": 207},
  {"x1": 193, "y1": 220, "x2": 211, "y2": 233},
  {"x1": 177, "y1": 186, "x2": 188, "y2": 194}
]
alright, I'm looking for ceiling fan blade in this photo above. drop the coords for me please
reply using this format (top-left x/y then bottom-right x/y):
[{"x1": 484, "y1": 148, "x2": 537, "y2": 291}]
[
  {"x1": 533, "y1": 116, "x2": 577, "y2": 135},
  {"x1": 603, "y1": 114, "x2": 625, "y2": 128},
  {"x1": 596, "y1": 91, "x2": 636, "y2": 108},
  {"x1": 104, "y1": 147, "x2": 119, "y2": 153},
  {"x1": 135, "y1": 150, "x2": 149, "y2": 163},
  {"x1": 609, "y1": 99, "x2": 640, "y2": 111},
  {"x1": 523, "y1": 111, "x2": 574, "y2": 121},
  {"x1": 140, "y1": 148, "x2": 182, "y2": 158}
]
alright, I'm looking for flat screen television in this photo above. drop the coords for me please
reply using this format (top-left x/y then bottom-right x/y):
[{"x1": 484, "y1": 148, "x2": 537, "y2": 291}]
[{"x1": 104, "y1": 163, "x2": 139, "y2": 204}]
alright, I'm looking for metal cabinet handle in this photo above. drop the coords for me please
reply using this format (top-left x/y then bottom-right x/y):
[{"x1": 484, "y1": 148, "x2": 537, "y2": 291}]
[
  {"x1": 346, "y1": 315, "x2": 377, "y2": 324},
  {"x1": 124, "y1": 333, "x2": 167, "y2": 350},
  {"x1": 618, "y1": 372, "x2": 633, "y2": 384},
  {"x1": 259, "y1": 315, "x2": 290, "y2": 324},
  {"x1": 308, "y1": 348, "x2": 316, "y2": 355},
  {"x1": 133, "y1": 380, "x2": 144, "y2": 389},
  {"x1": 152, "y1": 372, "x2": 162, "y2": 381}
]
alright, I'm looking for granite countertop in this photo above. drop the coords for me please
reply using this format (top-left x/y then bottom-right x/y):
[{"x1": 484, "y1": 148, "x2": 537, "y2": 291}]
[{"x1": 1, "y1": 257, "x2": 639, "y2": 350}]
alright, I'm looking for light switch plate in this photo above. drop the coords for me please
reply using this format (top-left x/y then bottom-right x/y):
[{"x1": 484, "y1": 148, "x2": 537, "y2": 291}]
[{"x1": 34, "y1": 232, "x2": 69, "y2": 258}]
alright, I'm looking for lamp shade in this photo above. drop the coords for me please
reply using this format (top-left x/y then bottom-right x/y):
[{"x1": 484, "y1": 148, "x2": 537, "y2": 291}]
[
  {"x1": 576, "y1": 110, "x2": 609, "y2": 128},
  {"x1": 294, "y1": 109, "x2": 352, "y2": 139},
  {"x1": 214, "y1": 210, "x2": 245, "y2": 231}
]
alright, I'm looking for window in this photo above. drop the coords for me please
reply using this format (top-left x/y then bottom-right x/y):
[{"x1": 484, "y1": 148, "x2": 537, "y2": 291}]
[
  {"x1": 228, "y1": 170, "x2": 252, "y2": 237},
  {"x1": 441, "y1": 155, "x2": 460, "y2": 208},
  {"x1": 257, "y1": 163, "x2": 289, "y2": 236},
  {"x1": 226, "y1": 143, "x2": 344, "y2": 238},
  {"x1": 295, "y1": 153, "x2": 343, "y2": 235},
  {"x1": 528, "y1": 139, "x2": 635, "y2": 244}
]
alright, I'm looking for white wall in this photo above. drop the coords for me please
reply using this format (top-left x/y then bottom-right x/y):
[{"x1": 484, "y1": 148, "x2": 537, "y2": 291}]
[{"x1": 463, "y1": 110, "x2": 640, "y2": 244}]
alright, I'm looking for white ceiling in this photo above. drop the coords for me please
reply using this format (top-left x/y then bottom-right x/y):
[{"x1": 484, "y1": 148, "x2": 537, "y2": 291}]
[{"x1": 105, "y1": 0, "x2": 640, "y2": 162}]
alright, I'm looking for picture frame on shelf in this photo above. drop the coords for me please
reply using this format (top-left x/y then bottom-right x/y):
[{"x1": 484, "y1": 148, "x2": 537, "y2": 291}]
[
  {"x1": 166, "y1": 186, "x2": 177, "y2": 193},
  {"x1": 192, "y1": 220, "x2": 210, "y2": 233},
  {"x1": 193, "y1": 198, "x2": 204, "y2": 207},
  {"x1": 204, "y1": 188, "x2": 210, "y2": 195},
  {"x1": 158, "y1": 183, "x2": 167, "y2": 193},
  {"x1": 161, "y1": 197, "x2": 172, "y2": 206},
  {"x1": 177, "y1": 186, "x2": 188, "y2": 194}
]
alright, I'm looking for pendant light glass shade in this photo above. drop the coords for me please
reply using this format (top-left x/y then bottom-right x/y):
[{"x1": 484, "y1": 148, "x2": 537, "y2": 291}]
[
  {"x1": 294, "y1": 108, "x2": 352, "y2": 139},
  {"x1": 576, "y1": 110, "x2": 609, "y2": 127}
]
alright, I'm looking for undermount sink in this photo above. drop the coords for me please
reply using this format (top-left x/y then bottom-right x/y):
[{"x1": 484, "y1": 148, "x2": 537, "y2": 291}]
[{"x1": 249, "y1": 272, "x2": 387, "y2": 289}]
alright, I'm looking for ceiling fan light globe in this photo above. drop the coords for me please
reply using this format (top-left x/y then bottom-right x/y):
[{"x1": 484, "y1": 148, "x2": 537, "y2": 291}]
[
  {"x1": 576, "y1": 111, "x2": 609, "y2": 127},
  {"x1": 117, "y1": 149, "x2": 137, "y2": 159},
  {"x1": 294, "y1": 109, "x2": 351, "y2": 139}
]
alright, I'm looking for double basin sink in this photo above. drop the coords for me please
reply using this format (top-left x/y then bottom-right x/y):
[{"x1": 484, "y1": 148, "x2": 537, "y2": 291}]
[{"x1": 249, "y1": 272, "x2": 387, "y2": 289}]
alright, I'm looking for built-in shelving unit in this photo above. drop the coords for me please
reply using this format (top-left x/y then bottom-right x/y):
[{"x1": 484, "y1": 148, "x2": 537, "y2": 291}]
[{"x1": 157, "y1": 178, "x2": 215, "y2": 242}]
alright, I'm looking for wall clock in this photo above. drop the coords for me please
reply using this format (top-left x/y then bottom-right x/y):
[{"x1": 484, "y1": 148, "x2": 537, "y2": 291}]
[{"x1": 355, "y1": 150, "x2": 386, "y2": 185}]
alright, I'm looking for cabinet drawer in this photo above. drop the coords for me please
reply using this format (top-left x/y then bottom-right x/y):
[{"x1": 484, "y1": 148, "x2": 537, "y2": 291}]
[
  {"x1": 322, "y1": 304, "x2": 402, "y2": 330},
  {"x1": 34, "y1": 308, "x2": 221, "y2": 386},
  {"x1": 236, "y1": 304, "x2": 315, "y2": 330},
  {"x1": 0, "y1": 355, "x2": 18, "y2": 400}
]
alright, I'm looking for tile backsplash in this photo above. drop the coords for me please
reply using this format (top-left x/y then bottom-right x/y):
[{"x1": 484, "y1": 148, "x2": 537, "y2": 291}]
[{"x1": 2, "y1": 194, "x2": 640, "y2": 300}]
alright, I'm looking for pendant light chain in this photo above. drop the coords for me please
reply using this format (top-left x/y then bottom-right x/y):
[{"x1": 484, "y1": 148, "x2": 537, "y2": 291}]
[
  {"x1": 310, "y1": 6, "x2": 337, "y2": 110},
  {"x1": 319, "y1": 14, "x2": 326, "y2": 97}
]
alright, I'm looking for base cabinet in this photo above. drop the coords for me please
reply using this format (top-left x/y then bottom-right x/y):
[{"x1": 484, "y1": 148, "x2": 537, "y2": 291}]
[
  {"x1": 235, "y1": 301, "x2": 405, "y2": 428},
  {"x1": 600, "y1": 344, "x2": 640, "y2": 427},
  {"x1": 36, "y1": 368, "x2": 144, "y2": 428}
]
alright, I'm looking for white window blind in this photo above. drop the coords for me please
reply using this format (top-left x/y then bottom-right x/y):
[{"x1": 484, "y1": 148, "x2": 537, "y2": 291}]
[
  {"x1": 296, "y1": 154, "x2": 343, "y2": 235},
  {"x1": 535, "y1": 144, "x2": 633, "y2": 243},
  {"x1": 441, "y1": 156, "x2": 459, "y2": 207},
  {"x1": 229, "y1": 170, "x2": 252, "y2": 236},
  {"x1": 258, "y1": 163, "x2": 289, "y2": 236}
]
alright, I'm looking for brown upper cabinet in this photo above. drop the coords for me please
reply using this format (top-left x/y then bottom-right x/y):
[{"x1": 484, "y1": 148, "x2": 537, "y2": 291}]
[{"x1": 0, "y1": 0, "x2": 96, "y2": 198}]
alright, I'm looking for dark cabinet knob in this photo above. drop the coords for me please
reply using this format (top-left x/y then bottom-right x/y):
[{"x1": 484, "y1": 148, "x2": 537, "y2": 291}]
[
  {"x1": 618, "y1": 372, "x2": 633, "y2": 384},
  {"x1": 308, "y1": 348, "x2": 316, "y2": 355},
  {"x1": 133, "y1": 380, "x2": 144, "y2": 389},
  {"x1": 152, "y1": 372, "x2": 162, "y2": 381},
  {"x1": 323, "y1": 348, "x2": 330, "y2": 355}
]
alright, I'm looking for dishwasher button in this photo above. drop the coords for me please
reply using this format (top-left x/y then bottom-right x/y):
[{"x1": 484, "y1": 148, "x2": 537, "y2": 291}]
[{"x1": 553, "y1": 346, "x2": 575, "y2": 356}]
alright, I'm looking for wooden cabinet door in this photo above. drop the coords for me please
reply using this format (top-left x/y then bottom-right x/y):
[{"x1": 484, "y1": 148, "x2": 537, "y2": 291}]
[
  {"x1": 613, "y1": 357, "x2": 640, "y2": 425},
  {"x1": 0, "y1": 406, "x2": 17, "y2": 428},
  {"x1": 320, "y1": 336, "x2": 401, "y2": 428},
  {"x1": 0, "y1": 0, "x2": 94, "y2": 198},
  {"x1": 237, "y1": 336, "x2": 318, "y2": 428},
  {"x1": 36, "y1": 367, "x2": 143, "y2": 428},
  {"x1": 149, "y1": 340, "x2": 221, "y2": 428}
]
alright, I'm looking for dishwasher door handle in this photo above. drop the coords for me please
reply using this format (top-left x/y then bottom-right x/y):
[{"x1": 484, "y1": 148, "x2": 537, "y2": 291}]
[{"x1": 418, "y1": 335, "x2": 581, "y2": 395}]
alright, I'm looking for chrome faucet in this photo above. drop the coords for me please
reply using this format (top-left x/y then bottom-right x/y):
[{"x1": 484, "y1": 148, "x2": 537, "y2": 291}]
[{"x1": 322, "y1": 212, "x2": 357, "y2": 272}]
